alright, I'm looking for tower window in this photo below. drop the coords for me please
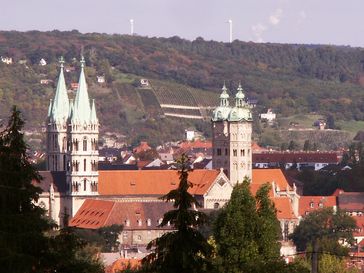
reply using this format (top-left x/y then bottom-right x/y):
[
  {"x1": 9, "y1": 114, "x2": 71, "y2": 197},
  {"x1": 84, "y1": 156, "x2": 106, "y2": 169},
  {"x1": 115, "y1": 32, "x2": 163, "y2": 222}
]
[
  {"x1": 84, "y1": 159, "x2": 86, "y2": 171},
  {"x1": 217, "y1": 148, "x2": 222, "y2": 156},
  {"x1": 225, "y1": 148, "x2": 228, "y2": 156},
  {"x1": 248, "y1": 149, "x2": 251, "y2": 156},
  {"x1": 241, "y1": 149, "x2": 245, "y2": 157},
  {"x1": 83, "y1": 139, "x2": 87, "y2": 151},
  {"x1": 233, "y1": 149, "x2": 237, "y2": 156},
  {"x1": 84, "y1": 179, "x2": 87, "y2": 191}
]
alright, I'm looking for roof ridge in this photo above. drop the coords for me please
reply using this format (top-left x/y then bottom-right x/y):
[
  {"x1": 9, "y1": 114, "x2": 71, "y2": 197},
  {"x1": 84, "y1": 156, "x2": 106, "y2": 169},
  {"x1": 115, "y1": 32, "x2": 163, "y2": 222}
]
[{"x1": 103, "y1": 200, "x2": 116, "y2": 226}]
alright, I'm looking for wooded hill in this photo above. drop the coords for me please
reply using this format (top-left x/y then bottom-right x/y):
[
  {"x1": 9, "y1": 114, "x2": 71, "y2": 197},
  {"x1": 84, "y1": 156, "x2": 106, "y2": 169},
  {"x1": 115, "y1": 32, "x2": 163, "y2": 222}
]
[{"x1": 1, "y1": 30, "x2": 364, "y2": 147}]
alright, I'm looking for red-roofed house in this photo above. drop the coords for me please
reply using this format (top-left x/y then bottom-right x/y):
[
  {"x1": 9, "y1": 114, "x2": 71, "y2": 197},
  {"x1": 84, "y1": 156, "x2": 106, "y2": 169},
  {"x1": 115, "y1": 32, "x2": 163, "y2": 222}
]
[
  {"x1": 298, "y1": 196, "x2": 337, "y2": 217},
  {"x1": 133, "y1": 142, "x2": 151, "y2": 154},
  {"x1": 70, "y1": 200, "x2": 174, "y2": 245}
]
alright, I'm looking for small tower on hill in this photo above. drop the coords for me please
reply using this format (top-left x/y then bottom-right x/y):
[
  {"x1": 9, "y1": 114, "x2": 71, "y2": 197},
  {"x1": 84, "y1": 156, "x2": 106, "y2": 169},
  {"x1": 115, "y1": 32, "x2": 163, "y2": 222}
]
[
  {"x1": 46, "y1": 57, "x2": 69, "y2": 171},
  {"x1": 67, "y1": 56, "x2": 99, "y2": 199},
  {"x1": 212, "y1": 83, "x2": 253, "y2": 184}
]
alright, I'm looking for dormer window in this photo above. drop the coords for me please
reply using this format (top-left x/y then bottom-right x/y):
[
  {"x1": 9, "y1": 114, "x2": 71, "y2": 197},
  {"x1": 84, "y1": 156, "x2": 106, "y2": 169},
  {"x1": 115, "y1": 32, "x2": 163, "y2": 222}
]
[
  {"x1": 319, "y1": 203, "x2": 323, "y2": 208},
  {"x1": 310, "y1": 202, "x2": 314, "y2": 208},
  {"x1": 130, "y1": 181, "x2": 136, "y2": 186},
  {"x1": 147, "y1": 219, "x2": 151, "y2": 226},
  {"x1": 158, "y1": 218, "x2": 163, "y2": 225},
  {"x1": 125, "y1": 219, "x2": 130, "y2": 227},
  {"x1": 137, "y1": 219, "x2": 142, "y2": 226}
]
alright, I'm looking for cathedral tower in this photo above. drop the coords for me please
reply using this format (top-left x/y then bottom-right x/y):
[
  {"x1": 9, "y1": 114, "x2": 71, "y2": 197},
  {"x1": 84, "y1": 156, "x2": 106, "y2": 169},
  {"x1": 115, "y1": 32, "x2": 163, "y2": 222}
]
[
  {"x1": 46, "y1": 57, "x2": 69, "y2": 171},
  {"x1": 212, "y1": 83, "x2": 252, "y2": 185},
  {"x1": 67, "y1": 56, "x2": 99, "y2": 198}
]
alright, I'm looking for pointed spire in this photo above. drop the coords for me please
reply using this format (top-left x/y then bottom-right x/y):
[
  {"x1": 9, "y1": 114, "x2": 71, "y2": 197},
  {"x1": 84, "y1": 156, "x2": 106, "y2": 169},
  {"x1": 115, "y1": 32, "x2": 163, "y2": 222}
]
[
  {"x1": 90, "y1": 99, "x2": 98, "y2": 124},
  {"x1": 47, "y1": 99, "x2": 53, "y2": 118},
  {"x1": 51, "y1": 56, "x2": 69, "y2": 122},
  {"x1": 73, "y1": 56, "x2": 91, "y2": 124}
]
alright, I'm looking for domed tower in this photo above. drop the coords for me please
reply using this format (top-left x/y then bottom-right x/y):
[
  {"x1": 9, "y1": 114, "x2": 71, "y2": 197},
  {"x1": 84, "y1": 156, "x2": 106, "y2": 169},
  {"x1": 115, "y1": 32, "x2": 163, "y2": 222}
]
[
  {"x1": 212, "y1": 83, "x2": 252, "y2": 185},
  {"x1": 66, "y1": 56, "x2": 99, "y2": 202},
  {"x1": 46, "y1": 57, "x2": 69, "y2": 171}
]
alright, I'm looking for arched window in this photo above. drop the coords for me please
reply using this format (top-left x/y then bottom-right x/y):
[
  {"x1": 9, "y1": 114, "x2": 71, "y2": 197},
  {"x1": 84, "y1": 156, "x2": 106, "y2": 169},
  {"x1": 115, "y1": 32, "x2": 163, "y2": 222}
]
[
  {"x1": 83, "y1": 179, "x2": 87, "y2": 191},
  {"x1": 214, "y1": 202, "x2": 220, "y2": 209},
  {"x1": 125, "y1": 219, "x2": 130, "y2": 227},
  {"x1": 83, "y1": 139, "x2": 87, "y2": 151},
  {"x1": 233, "y1": 149, "x2": 237, "y2": 156},
  {"x1": 84, "y1": 159, "x2": 86, "y2": 171},
  {"x1": 147, "y1": 219, "x2": 152, "y2": 226},
  {"x1": 137, "y1": 219, "x2": 142, "y2": 226},
  {"x1": 63, "y1": 155, "x2": 66, "y2": 171},
  {"x1": 62, "y1": 137, "x2": 67, "y2": 152}
]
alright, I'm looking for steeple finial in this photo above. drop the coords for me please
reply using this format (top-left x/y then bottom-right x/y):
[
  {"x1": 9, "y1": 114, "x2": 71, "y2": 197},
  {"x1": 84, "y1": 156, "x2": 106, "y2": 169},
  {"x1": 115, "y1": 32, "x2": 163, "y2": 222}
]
[
  {"x1": 80, "y1": 56, "x2": 85, "y2": 68},
  {"x1": 235, "y1": 82, "x2": 245, "y2": 107},
  {"x1": 220, "y1": 82, "x2": 230, "y2": 107},
  {"x1": 59, "y1": 56, "x2": 64, "y2": 68}
]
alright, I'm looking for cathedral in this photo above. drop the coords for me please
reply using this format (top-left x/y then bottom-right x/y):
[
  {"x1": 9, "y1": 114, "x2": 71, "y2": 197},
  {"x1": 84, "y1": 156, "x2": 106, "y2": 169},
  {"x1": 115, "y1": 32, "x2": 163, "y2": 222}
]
[{"x1": 36, "y1": 59, "x2": 299, "y2": 250}]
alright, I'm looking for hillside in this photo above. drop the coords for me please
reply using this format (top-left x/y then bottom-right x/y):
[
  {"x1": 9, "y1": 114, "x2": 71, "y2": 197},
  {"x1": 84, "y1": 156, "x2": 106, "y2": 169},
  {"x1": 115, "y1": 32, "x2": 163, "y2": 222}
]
[{"x1": 1, "y1": 30, "x2": 364, "y2": 148}]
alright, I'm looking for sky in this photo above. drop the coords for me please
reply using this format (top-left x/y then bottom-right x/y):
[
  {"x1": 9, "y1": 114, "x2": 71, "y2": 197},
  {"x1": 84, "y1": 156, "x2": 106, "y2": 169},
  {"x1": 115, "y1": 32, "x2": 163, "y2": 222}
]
[{"x1": 1, "y1": 0, "x2": 364, "y2": 47}]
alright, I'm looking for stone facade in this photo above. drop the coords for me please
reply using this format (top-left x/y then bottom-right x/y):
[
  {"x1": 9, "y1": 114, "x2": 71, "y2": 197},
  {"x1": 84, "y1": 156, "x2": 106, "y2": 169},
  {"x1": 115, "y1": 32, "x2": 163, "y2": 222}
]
[{"x1": 212, "y1": 83, "x2": 253, "y2": 184}]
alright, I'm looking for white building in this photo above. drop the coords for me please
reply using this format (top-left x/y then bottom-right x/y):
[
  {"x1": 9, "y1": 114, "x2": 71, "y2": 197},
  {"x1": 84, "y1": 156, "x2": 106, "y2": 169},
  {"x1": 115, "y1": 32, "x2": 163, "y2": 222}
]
[
  {"x1": 1, "y1": 56, "x2": 13, "y2": 64},
  {"x1": 260, "y1": 108, "x2": 276, "y2": 122}
]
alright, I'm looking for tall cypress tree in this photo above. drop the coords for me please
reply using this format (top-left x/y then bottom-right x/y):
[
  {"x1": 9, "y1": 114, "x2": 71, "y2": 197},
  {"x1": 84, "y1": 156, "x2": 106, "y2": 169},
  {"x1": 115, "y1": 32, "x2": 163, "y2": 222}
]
[
  {"x1": 0, "y1": 106, "x2": 52, "y2": 272},
  {"x1": 142, "y1": 154, "x2": 212, "y2": 273},
  {"x1": 214, "y1": 179, "x2": 286, "y2": 273}
]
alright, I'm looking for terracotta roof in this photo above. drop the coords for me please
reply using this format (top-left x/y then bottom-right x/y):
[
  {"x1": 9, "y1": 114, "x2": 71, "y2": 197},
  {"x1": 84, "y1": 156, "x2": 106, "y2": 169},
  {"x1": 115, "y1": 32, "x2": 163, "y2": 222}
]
[
  {"x1": 353, "y1": 216, "x2": 364, "y2": 237},
  {"x1": 69, "y1": 199, "x2": 174, "y2": 230},
  {"x1": 33, "y1": 171, "x2": 67, "y2": 193},
  {"x1": 273, "y1": 197, "x2": 297, "y2": 220},
  {"x1": 133, "y1": 142, "x2": 151, "y2": 154},
  {"x1": 338, "y1": 192, "x2": 364, "y2": 211},
  {"x1": 98, "y1": 169, "x2": 220, "y2": 196},
  {"x1": 251, "y1": 141, "x2": 268, "y2": 152},
  {"x1": 250, "y1": 183, "x2": 275, "y2": 197},
  {"x1": 108, "y1": 258, "x2": 141, "y2": 273},
  {"x1": 253, "y1": 152, "x2": 339, "y2": 164},
  {"x1": 298, "y1": 196, "x2": 337, "y2": 217},
  {"x1": 179, "y1": 140, "x2": 212, "y2": 150},
  {"x1": 252, "y1": 169, "x2": 291, "y2": 191}
]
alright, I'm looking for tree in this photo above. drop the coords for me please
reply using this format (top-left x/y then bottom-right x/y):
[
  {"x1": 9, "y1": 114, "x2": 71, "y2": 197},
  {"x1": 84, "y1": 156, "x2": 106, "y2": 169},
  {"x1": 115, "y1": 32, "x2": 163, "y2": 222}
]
[
  {"x1": 0, "y1": 107, "x2": 104, "y2": 273},
  {"x1": 289, "y1": 208, "x2": 356, "y2": 273},
  {"x1": 213, "y1": 179, "x2": 288, "y2": 273},
  {"x1": 142, "y1": 154, "x2": 212, "y2": 273},
  {"x1": 0, "y1": 106, "x2": 53, "y2": 273}
]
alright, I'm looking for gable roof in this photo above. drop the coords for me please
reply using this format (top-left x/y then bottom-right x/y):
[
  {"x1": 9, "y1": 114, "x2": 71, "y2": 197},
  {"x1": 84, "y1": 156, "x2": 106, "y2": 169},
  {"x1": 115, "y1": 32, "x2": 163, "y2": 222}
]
[
  {"x1": 98, "y1": 169, "x2": 220, "y2": 196},
  {"x1": 33, "y1": 171, "x2": 67, "y2": 193},
  {"x1": 69, "y1": 199, "x2": 173, "y2": 230},
  {"x1": 298, "y1": 196, "x2": 337, "y2": 216},
  {"x1": 252, "y1": 169, "x2": 291, "y2": 191},
  {"x1": 338, "y1": 192, "x2": 364, "y2": 211},
  {"x1": 273, "y1": 197, "x2": 297, "y2": 220}
]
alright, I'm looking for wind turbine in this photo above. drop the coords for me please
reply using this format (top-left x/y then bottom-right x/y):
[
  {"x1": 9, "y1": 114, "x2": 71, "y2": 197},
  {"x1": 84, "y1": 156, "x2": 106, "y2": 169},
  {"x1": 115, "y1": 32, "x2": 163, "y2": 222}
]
[
  {"x1": 227, "y1": 19, "x2": 233, "y2": 43},
  {"x1": 130, "y1": 19, "x2": 134, "y2": 35}
]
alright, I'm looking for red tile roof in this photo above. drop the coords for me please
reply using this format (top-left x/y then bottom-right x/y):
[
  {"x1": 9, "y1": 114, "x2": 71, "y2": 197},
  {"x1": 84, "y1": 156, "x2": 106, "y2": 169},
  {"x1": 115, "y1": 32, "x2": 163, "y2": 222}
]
[
  {"x1": 98, "y1": 169, "x2": 220, "y2": 196},
  {"x1": 253, "y1": 152, "x2": 339, "y2": 164},
  {"x1": 69, "y1": 199, "x2": 174, "y2": 230},
  {"x1": 133, "y1": 142, "x2": 151, "y2": 154},
  {"x1": 298, "y1": 196, "x2": 337, "y2": 217},
  {"x1": 353, "y1": 216, "x2": 364, "y2": 237},
  {"x1": 338, "y1": 192, "x2": 364, "y2": 212},
  {"x1": 179, "y1": 140, "x2": 212, "y2": 150},
  {"x1": 252, "y1": 169, "x2": 291, "y2": 191},
  {"x1": 107, "y1": 258, "x2": 141, "y2": 273},
  {"x1": 273, "y1": 197, "x2": 297, "y2": 220}
]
